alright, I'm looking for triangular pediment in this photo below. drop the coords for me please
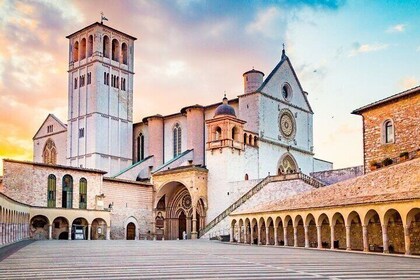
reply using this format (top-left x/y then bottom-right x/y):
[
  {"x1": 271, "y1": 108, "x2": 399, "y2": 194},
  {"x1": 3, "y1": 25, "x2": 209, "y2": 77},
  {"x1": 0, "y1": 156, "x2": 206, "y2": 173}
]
[
  {"x1": 33, "y1": 114, "x2": 67, "y2": 140},
  {"x1": 258, "y1": 56, "x2": 313, "y2": 113}
]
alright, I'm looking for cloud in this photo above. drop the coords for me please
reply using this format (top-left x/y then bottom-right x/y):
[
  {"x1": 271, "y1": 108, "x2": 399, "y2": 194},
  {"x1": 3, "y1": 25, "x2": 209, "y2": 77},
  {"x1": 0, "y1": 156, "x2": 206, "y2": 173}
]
[
  {"x1": 400, "y1": 77, "x2": 419, "y2": 90},
  {"x1": 246, "y1": 7, "x2": 285, "y2": 39},
  {"x1": 386, "y1": 24, "x2": 406, "y2": 33},
  {"x1": 349, "y1": 42, "x2": 388, "y2": 57}
]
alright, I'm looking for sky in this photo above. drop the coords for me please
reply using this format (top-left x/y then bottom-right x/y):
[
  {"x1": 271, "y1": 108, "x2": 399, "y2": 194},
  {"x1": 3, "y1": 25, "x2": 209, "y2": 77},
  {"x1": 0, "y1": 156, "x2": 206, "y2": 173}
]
[{"x1": 0, "y1": 0, "x2": 419, "y2": 175}]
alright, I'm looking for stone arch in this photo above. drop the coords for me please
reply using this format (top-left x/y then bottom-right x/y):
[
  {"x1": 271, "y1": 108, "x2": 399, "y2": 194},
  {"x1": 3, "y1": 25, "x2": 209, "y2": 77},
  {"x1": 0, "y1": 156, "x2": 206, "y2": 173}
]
[
  {"x1": 102, "y1": 35, "x2": 110, "y2": 58},
  {"x1": 266, "y1": 217, "x2": 274, "y2": 245},
  {"x1": 330, "y1": 212, "x2": 345, "y2": 249},
  {"x1": 238, "y1": 219, "x2": 244, "y2": 243},
  {"x1": 251, "y1": 218, "x2": 258, "y2": 245},
  {"x1": 243, "y1": 133, "x2": 247, "y2": 144},
  {"x1": 294, "y1": 215, "x2": 305, "y2": 247},
  {"x1": 52, "y1": 216, "x2": 69, "y2": 240},
  {"x1": 231, "y1": 126, "x2": 239, "y2": 141},
  {"x1": 244, "y1": 218, "x2": 251, "y2": 244},
  {"x1": 124, "y1": 216, "x2": 139, "y2": 240},
  {"x1": 364, "y1": 209, "x2": 383, "y2": 252},
  {"x1": 347, "y1": 211, "x2": 363, "y2": 251},
  {"x1": 112, "y1": 38, "x2": 119, "y2": 61},
  {"x1": 30, "y1": 215, "x2": 49, "y2": 240},
  {"x1": 87, "y1": 35, "x2": 93, "y2": 57},
  {"x1": 275, "y1": 216, "x2": 284, "y2": 245},
  {"x1": 284, "y1": 215, "x2": 293, "y2": 246},
  {"x1": 305, "y1": 213, "x2": 317, "y2": 248},
  {"x1": 258, "y1": 217, "x2": 266, "y2": 245},
  {"x1": 73, "y1": 41, "x2": 79, "y2": 62},
  {"x1": 383, "y1": 208, "x2": 404, "y2": 253},
  {"x1": 91, "y1": 218, "x2": 107, "y2": 240},
  {"x1": 277, "y1": 153, "x2": 298, "y2": 174},
  {"x1": 72, "y1": 217, "x2": 88, "y2": 240},
  {"x1": 406, "y1": 208, "x2": 420, "y2": 255},
  {"x1": 121, "y1": 42, "x2": 128, "y2": 64},
  {"x1": 80, "y1": 38, "x2": 86, "y2": 60}
]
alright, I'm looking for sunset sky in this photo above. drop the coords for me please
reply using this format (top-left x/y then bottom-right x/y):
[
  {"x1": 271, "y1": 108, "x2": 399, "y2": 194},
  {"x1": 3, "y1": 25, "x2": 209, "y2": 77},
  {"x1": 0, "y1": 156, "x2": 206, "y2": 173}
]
[{"x1": 0, "y1": 0, "x2": 419, "y2": 174}]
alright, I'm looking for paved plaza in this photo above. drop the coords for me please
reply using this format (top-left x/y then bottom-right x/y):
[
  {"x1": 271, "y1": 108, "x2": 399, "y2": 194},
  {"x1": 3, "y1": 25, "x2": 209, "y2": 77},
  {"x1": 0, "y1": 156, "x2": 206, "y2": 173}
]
[{"x1": 0, "y1": 240, "x2": 419, "y2": 279}]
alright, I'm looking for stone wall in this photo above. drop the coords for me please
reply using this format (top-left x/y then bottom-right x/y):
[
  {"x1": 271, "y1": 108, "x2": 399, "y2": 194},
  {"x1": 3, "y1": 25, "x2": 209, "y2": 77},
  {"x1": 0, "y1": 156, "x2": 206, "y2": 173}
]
[
  {"x1": 361, "y1": 92, "x2": 420, "y2": 173},
  {"x1": 2, "y1": 160, "x2": 104, "y2": 209},
  {"x1": 310, "y1": 165, "x2": 363, "y2": 185},
  {"x1": 102, "y1": 178, "x2": 153, "y2": 240}
]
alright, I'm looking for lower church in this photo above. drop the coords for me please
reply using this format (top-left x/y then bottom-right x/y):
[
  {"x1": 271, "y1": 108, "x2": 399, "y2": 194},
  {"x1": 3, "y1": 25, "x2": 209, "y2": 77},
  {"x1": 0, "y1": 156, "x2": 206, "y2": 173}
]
[{"x1": 2, "y1": 22, "x2": 417, "y2": 252}]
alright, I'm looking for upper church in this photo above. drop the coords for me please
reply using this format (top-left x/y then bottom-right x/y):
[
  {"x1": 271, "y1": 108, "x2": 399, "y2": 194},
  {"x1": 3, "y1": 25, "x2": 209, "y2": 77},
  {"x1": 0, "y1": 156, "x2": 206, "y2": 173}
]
[{"x1": 27, "y1": 22, "x2": 332, "y2": 240}]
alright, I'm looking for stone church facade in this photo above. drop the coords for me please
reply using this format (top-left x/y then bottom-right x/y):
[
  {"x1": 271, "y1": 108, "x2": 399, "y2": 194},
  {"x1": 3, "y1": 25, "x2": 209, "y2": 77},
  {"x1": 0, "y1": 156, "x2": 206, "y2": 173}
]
[{"x1": 3, "y1": 22, "x2": 417, "y2": 252}]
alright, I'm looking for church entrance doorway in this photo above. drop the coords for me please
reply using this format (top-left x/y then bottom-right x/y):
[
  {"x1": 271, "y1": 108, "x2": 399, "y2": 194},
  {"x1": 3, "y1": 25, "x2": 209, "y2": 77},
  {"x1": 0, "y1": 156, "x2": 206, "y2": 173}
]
[
  {"x1": 126, "y1": 222, "x2": 136, "y2": 240},
  {"x1": 178, "y1": 212, "x2": 186, "y2": 239}
]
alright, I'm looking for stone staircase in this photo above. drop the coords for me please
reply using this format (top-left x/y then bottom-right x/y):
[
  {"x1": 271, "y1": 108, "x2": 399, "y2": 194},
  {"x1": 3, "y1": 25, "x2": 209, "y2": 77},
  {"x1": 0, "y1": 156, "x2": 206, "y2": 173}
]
[{"x1": 199, "y1": 172, "x2": 325, "y2": 238}]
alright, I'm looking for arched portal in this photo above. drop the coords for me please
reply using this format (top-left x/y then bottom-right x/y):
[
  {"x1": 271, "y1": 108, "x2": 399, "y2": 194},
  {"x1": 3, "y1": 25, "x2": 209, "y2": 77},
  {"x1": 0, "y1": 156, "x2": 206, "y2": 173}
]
[
  {"x1": 30, "y1": 215, "x2": 49, "y2": 240},
  {"x1": 277, "y1": 153, "x2": 298, "y2": 174},
  {"x1": 126, "y1": 222, "x2": 136, "y2": 240},
  {"x1": 72, "y1": 217, "x2": 88, "y2": 240},
  {"x1": 154, "y1": 181, "x2": 205, "y2": 240},
  {"x1": 52, "y1": 217, "x2": 69, "y2": 240},
  {"x1": 91, "y1": 218, "x2": 107, "y2": 240}
]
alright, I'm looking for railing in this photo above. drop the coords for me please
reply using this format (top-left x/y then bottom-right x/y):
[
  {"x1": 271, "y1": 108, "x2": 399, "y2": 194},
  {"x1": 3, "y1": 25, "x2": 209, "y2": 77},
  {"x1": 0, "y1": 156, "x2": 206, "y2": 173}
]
[{"x1": 199, "y1": 172, "x2": 326, "y2": 238}]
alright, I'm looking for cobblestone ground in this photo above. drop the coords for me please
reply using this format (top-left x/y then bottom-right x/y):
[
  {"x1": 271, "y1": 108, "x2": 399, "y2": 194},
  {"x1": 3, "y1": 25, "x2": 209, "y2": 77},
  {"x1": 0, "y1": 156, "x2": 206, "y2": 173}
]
[{"x1": 0, "y1": 240, "x2": 419, "y2": 279}]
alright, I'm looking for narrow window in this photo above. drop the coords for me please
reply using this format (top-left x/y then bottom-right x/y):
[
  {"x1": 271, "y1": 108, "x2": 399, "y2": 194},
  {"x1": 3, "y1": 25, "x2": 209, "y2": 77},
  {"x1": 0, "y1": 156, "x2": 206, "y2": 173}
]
[
  {"x1": 104, "y1": 72, "x2": 107, "y2": 85},
  {"x1": 137, "y1": 133, "x2": 145, "y2": 161},
  {"x1": 245, "y1": 174, "x2": 249, "y2": 181},
  {"x1": 74, "y1": 78, "x2": 78, "y2": 89},
  {"x1": 87, "y1": 35, "x2": 93, "y2": 57},
  {"x1": 215, "y1": 127, "x2": 222, "y2": 140},
  {"x1": 73, "y1": 41, "x2": 79, "y2": 62},
  {"x1": 43, "y1": 139, "x2": 57, "y2": 164},
  {"x1": 62, "y1": 175, "x2": 73, "y2": 208},
  {"x1": 47, "y1": 174, "x2": 56, "y2": 208},
  {"x1": 173, "y1": 124, "x2": 182, "y2": 157},
  {"x1": 111, "y1": 75, "x2": 114, "y2": 87},
  {"x1": 79, "y1": 128, "x2": 84, "y2": 138},
  {"x1": 122, "y1": 43, "x2": 128, "y2": 64},
  {"x1": 112, "y1": 39, "x2": 119, "y2": 62},
  {"x1": 80, "y1": 38, "x2": 86, "y2": 60},
  {"x1": 107, "y1": 73, "x2": 110, "y2": 85},
  {"x1": 384, "y1": 120, "x2": 394, "y2": 143},
  {"x1": 103, "y1": 35, "x2": 110, "y2": 58},
  {"x1": 79, "y1": 178, "x2": 87, "y2": 209}
]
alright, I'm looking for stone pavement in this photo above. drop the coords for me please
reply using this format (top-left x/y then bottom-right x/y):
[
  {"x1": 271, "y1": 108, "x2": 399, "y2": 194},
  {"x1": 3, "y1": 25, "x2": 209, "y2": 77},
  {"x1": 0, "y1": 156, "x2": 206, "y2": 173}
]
[{"x1": 0, "y1": 240, "x2": 419, "y2": 279}]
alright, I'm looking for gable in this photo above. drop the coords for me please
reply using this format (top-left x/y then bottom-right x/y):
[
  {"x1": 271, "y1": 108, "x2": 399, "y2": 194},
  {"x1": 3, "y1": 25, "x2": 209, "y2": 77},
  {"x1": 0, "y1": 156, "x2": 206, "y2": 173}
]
[
  {"x1": 258, "y1": 57, "x2": 313, "y2": 113},
  {"x1": 33, "y1": 114, "x2": 67, "y2": 140}
]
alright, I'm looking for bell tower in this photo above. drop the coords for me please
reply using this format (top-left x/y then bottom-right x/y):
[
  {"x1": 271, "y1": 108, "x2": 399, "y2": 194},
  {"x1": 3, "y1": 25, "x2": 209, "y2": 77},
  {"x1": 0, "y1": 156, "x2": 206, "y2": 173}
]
[{"x1": 66, "y1": 22, "x2": 136, "y2": 175}]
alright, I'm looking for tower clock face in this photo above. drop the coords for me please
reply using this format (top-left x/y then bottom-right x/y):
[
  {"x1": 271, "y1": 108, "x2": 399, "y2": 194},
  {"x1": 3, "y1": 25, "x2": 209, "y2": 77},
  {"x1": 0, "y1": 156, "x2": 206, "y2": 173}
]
[{"x1": 279, "y1": 111, "x2": 295, "y2": 139}]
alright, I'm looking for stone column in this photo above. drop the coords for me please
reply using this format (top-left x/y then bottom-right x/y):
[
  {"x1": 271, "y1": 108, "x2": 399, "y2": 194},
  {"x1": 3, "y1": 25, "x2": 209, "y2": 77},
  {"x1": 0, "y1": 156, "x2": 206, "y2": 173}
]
[
  {"x1": 345, "y1": 225, "x2": 351, "y2": 250},
  {"x1": 191, "y1": 206, "x2": 197, "y2": 240},
  {"x1": 0, "y1": 223, "x2": 3, "y2": 245},
  {"x1": 48, "y1": 224, "x2": 52, "y2": 240},
  {"x1": 330, "y1": 225, "x2": 335, "y2": 249},
  {"x1": 68, "y1": 226, "x2": 72, "y2": 240},
  {"x1": 304, "y1": 226, "x2": 309, "y2": 248},
  {"x1": 316, "y1": 226, "x2": 322, "y2": 249},
  {"x1": 283, "y1": 227, "x2": 288, "y2": 246},
  {"x1": 381, "y1": 225, "x2": 389, "y2": 253},
  {"x1": 230, "y1": 225, "x2": 234, "y2": 242},
  {"x1": 362, "y1": 225, "x2": 368, "y2": 252},
  {"x1": 404, "y1": 225, "x2": 411, "y2": 255},
  {"x1": 293, "y1": 226, "x2": 298, "y2": 247},
  {"x1": 274, "y1": 226, "x2": 278, "y2": 246},
  {"x1": 265, "y1": 227, "x2": 269, "y2": 245},
  {"x1": 106, "y1": 226, "x2": 111, "y2": 240},
  {"x1": 87, "y1": 224, "x2": 92, "y2": 241}
]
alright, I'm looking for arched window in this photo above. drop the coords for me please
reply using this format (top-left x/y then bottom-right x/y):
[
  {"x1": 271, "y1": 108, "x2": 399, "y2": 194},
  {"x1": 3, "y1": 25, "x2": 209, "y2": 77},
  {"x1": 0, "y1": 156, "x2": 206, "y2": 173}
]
[
  {"x1": 73, "y1": 41, "x2": 79, "y2": 62},
  {"x1": 282, "y1": 83, "x2": 292, "y2": 100},
  {"x1": 384, "y1": 120, "x2": 394, "y2": 143},
  {"x1": 215, "y1": 127, "x2": 222, "y2": 140},
  {"x1": 137, "y1": 133, "x2": 145, "y2": 161},
  {"x1": 79, "y1": 178, "x2": 87, "y2": 209},
  {"x1": 231, "y1": 126, "x2": 238, "y2": 141},
  {"x1": 248, "y1": 134, "x2": 253, "y2": 145},
  {"x1": 122, "y1": 43, "x2": 128, "y2": 64},
  {"x1": 254, "y1": 136, "x2": 258, "y2": 146},
  {"x1": 62, "y1": 175, "x2": 73, "y2": 209},
  {"x1": 173, "y1": 124, "x2": 182, "y2": 157},
  {"x1": 87, "y1": 35, "x2": 93, "y2": 57},
  {"x1": 47, "y1": 175, "x2": 56, "y2": 208},
  {"x1": 278, "y1": 154, "x2": 298, "y2": 175},
  {"x1": 112, "y1": 39, "x2": 119, "y2": 62},
  {"x1": 245, "y1": 174, "x2": 249, "y2": 181},
  {"x1": 43, "y1": 139, "x2": 57, "y2": 165},
  {"x1": 103, "y1": 35, "x2": 110, "y2": 58},
  {"x1": 80, "y1": 38, "x2": 86, "y2": 60},
  {"x1": 244, "y1": 133, "x2": 247, "y2": 144}
]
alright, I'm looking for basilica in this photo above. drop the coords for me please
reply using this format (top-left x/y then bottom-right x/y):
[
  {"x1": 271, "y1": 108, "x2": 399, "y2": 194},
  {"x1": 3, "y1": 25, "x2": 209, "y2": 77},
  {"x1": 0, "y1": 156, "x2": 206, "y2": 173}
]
[{"x1": 0, "y1": 22, "x2": 418, "y2": 255}]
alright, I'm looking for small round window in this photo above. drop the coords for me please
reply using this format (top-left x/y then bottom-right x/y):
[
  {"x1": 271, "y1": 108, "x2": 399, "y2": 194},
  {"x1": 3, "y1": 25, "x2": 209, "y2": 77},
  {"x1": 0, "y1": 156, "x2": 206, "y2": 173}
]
[{"x1": 282, "y1": 84, "x2": 292, "y2": 101}]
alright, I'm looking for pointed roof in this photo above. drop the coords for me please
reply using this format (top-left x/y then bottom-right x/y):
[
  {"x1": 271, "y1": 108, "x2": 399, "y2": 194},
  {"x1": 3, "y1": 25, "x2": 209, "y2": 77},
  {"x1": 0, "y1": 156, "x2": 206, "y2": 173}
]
[
  {"x1": 256, "y1": 51, "x2": 313, "y2": 113},
  {"x1": 33, "y1": 114, "x2": 67, "y2": 140}
]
